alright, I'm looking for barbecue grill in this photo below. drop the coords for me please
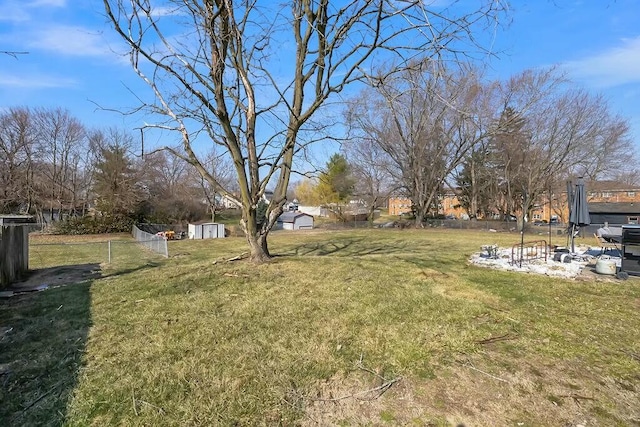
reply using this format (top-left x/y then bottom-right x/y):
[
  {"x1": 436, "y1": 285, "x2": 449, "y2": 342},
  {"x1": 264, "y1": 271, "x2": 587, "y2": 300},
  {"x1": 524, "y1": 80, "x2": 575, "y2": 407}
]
[{"x1": 621, "y1": 225, "x2": 640, "y2": 276}]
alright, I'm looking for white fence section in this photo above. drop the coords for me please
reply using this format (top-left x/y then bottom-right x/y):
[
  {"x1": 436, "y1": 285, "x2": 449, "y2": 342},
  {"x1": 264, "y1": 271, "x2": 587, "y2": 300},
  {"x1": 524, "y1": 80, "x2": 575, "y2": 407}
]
[
  {"x1": 298, "y1": 206, "x2": 329, "y2": 217},
  {"x1": 132, "y1": 225, "x2": 169, "y2": 258}
]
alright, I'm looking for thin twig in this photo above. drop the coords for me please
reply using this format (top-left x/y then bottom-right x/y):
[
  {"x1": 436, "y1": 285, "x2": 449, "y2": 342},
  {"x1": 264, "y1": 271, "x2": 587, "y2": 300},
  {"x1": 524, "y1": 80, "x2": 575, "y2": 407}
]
[
  {"x1": 138, "y1": 399, "x2": 166, "y2": 415},
  {"x1": 463, "y1": 363, "x2": 509, "y2": 383},
  {"x1": 132, "y1": 390, "x2": 139, "y2": 416},
  {"x1": 312, "y1": 377, "x2": 403, "y2": 402},
  {"x1": 475, "y1": 333, "x2": 518, "y2": 345},
  {"x1": 20, "y1": 380, "x2": 64, "y2": 413},
  {"x1": 355, "y1": 353, "x2": 386, "y2": 382},
  {"x1": 559, "y1": 393, "x2": 596, "y2": 404}
]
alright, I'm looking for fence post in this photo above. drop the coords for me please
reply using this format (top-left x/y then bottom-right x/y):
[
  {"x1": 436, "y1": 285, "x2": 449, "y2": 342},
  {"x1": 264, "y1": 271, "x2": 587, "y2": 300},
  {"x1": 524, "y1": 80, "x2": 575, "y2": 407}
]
[{"x1": 108, "y1": 240, "x2": 111, "y2": 264}]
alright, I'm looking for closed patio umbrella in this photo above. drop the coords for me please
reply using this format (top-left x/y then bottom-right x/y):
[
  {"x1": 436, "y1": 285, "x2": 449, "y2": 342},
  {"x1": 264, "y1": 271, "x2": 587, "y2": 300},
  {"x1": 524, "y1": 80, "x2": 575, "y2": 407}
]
[{"x1": 569, "y1": 177, "x2": 590, "y2": 253}]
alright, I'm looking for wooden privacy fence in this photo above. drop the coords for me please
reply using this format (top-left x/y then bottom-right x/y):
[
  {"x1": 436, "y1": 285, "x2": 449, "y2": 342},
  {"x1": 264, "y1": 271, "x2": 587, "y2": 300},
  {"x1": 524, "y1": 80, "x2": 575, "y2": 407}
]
[{"x1": 0, "y1": 225, "x2": 29, "y2": 288}]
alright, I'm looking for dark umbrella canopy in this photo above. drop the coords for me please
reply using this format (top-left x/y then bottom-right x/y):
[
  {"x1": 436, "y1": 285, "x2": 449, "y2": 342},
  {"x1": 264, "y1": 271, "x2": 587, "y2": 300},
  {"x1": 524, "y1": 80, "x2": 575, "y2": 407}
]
[
  {"x1": 569, "y1": 177, "x2": 590, "y2": 252},
  {"x1": 569, "y1": 178, "x2": 591, "y2": 227}
]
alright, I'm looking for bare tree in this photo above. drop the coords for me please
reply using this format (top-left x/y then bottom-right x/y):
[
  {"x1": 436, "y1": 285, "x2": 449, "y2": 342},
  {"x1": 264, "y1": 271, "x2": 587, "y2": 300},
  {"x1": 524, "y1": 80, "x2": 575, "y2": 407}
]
[
  {"x1": 196, "y1": 149, "x2": 236, "y2": 222},
  {"x1": 346, "y1": 63, "x2": 494, "y2": 226},
  {"x1": 343, "y1": 137, "x2": 394, "y2": 223},
  {"x1": 103, "y1": 0, "x2": 507, "y2": 260},
  {"x1": 486, "y1": 68, "x2": 634, "y2": 221},
  {"x1": 0, "y1": 108, "x2": 37, "y2": 214},
  {"x1": 33, "y1": 108, "x2": 86, "y2": 222}
]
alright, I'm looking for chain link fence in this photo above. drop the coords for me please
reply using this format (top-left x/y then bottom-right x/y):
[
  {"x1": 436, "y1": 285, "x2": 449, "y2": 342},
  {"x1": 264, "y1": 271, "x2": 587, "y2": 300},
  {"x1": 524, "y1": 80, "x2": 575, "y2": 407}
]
[
  {"x1": 29, "y1": 238, "x2": 163, "y2": 270},
  {"x1": 132, "y1": 225, "x2": 169, "y2": 258}
]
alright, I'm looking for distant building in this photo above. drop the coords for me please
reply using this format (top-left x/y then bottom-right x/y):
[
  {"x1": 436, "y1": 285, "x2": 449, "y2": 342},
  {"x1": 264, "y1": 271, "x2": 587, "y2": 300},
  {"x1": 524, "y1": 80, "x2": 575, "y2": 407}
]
[
  {"x1": 388, "y1": 189, "x2": 464, "y2": 218},
  {"x1": 188, "y1": 222, "x2": 225, "y2": 239},
  {"x1": 531, "y1": 182, "x2": 640, "y2": 224},
  {"x1": 277, "y1": 212, "x2": 314, "y2": 230},
  {"x1": 588, "y1": 203, "x2": 640, "y2": 226},
  {"x1": 388, "y1": 196, "x2": 412, "y2": 216}
]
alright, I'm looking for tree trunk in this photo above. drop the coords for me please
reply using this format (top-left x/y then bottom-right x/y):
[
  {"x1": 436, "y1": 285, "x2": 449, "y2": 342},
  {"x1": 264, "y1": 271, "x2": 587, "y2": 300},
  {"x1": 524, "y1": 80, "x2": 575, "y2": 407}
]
[
  {"x1": 240, "y1": 203, "x2": 279, "y2": 263},
  {"x1": 246, "y1": 231, "x2": 271, "y2": 262},
  {"x1": 470, "y1": 156, "x2": 478, "y2": 221},
  {"x1": 414, "y1": 203, "x2": 429, "y2": 227}
]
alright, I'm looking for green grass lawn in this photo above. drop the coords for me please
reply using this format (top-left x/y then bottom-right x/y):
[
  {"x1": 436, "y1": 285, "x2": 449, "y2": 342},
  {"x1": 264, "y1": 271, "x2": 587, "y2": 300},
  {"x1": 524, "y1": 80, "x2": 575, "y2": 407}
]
[{"x1": 1, "y1": 229, "x2": 639, "y2": 426}]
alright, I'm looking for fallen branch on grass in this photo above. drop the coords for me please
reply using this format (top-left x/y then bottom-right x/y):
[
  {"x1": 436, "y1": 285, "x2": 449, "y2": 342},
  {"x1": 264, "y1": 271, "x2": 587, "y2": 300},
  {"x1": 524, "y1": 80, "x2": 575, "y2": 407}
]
[
  {"x1": 226, "y1": 252, "x2": 248, "y2": 262},
  {"x1": 475, "y1": 333, "x2": 518, "y2": 345},
  {"x1": 20, "y1": 380, "x2": 64, "y2": 414},
  {"x1": 223, "y1": 272, "x2": 249, "y2": 278},
  {"x1": 559, "y1": 393, "x2": 595, "y2": 404},
  {"x1": 312, "y1": 354, "x2": 402, "y2": 402},
  {"x1": 461, "y1": 362, "x2": 509, "y2": 383},
  {"x1": 311, "y1": 377, "x2": 403, "y2": 402}
]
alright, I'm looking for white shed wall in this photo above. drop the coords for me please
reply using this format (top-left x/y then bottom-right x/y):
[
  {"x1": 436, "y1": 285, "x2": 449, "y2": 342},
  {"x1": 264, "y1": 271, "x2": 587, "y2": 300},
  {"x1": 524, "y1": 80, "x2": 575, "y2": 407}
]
[
  {"x1": 293, "y1": 215, "x2": 313, "y2": 230},
  {"x1": 188, "y1": 223, "x2": 225, "y2": 239}
]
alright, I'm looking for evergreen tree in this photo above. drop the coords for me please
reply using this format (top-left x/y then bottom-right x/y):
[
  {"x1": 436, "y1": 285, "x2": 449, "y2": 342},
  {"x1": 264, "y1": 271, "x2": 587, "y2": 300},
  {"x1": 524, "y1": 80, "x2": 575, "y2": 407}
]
[
  {"x1": 92, "y1": 143, "x2": 142, "y2": 219},
  {"x1": 316, "y1": 154, "x2": 355, "y2": 204}
]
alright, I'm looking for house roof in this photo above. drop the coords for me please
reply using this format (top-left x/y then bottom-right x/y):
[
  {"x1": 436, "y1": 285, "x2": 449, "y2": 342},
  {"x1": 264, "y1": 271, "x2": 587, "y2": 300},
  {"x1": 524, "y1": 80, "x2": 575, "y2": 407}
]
[
  {"x1": 589, "y1": 202, "x2": 640, "y2": 214},
  {"x1": 585, "y1": 180, "x2": 640, "y2": 192},
  {"x1": 278, "y1": 212, "x2": 313, "y2": 223}
]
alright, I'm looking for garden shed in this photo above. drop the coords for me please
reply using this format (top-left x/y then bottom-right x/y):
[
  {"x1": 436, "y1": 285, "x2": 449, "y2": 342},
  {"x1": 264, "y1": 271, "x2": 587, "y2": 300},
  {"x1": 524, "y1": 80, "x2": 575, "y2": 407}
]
[
  {"x1": 188, "y1": 222, "x2": 225, "y2": 239},
  {"x1": 277, "y1": 212, "x2": 314, "y2": 230}
]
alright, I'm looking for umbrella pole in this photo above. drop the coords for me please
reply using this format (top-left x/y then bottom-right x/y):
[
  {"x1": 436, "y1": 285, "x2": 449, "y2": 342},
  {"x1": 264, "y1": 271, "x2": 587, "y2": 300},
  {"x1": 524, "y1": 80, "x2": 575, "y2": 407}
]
[
  {"x1": 571, "y1": 224, "x2": 576, "y2": 253},
  {"x1": 548, "y1": 187, "x2": 552, "y2": 251},
  {"x1": 520, "y1": 225, "x2": 525, "y2": 268}
]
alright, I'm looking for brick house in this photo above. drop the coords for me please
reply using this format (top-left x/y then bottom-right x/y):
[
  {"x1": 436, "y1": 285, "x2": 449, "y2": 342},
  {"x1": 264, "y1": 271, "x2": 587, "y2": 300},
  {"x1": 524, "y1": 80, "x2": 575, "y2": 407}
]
[
  {"x1": 388, "y1": 190, "x2": 465, "y2": 218},
  {"x1": 531, "y1": 182, "x2": 640, "y2": 224}
]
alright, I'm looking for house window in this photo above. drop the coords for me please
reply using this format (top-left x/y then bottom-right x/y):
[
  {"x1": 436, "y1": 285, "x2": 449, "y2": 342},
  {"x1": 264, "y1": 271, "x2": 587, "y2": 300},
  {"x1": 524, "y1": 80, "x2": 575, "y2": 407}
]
[
  {"x1": 629, "y1": 217, "x2": 639, "y2": 225},
  {"x1": 602, "y1": 192, "x2": 612, "y2": 198},
  {"x1": 628, "y1": 192, "x2": 636, "y2": 198},
  {"x1": 533, "y1": 213, "x2": 542, "y2": 220}
]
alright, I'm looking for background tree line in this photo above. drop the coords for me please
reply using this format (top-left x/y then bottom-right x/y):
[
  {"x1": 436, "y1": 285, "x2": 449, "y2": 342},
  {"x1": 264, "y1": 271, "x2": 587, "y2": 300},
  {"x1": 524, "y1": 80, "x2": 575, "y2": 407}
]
[
  {"x1": 0, "y1": 107, "x2": 234, "y2": 231},
  {"x1": 335, "y1": 64, "x2": 637, "y2": 225}
]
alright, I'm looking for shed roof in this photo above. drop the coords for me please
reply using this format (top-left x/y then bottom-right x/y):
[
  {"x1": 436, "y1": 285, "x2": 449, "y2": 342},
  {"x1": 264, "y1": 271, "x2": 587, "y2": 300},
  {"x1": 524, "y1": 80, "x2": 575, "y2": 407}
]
[{"x1": 278, "y1": 212, "x2": 313, "y2": 223}]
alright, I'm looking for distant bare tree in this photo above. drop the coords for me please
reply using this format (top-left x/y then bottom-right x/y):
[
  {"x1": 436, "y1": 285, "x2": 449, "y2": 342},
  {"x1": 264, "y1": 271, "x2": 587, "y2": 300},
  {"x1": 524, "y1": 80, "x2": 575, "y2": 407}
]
[
  {"x1": 0, "y1": 108, "x2": 37, "y2": 213},
  {"x1": 33, "y1": 108, "x2": 86, "y2": 221},
  {"x1": 346, "y1": 63, "x2": 494, "y2": 226},
  {"x1": 486, "y1": 68, "x2": 634, "y2": 220},
  {"x1": 196, "y1": 149, "x2": 236, "y2": 222},
  {"x1": 343, "y1": 137, "x2": 395, "y2": 223},
  {"x1": 103, "y1": 0, "x2": 507, "y2": 261}
]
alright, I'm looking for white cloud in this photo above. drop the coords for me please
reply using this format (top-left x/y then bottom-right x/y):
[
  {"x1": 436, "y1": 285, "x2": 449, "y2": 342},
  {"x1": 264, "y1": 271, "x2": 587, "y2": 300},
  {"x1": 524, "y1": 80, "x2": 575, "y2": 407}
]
[
  {"x1": 0, "y1": 3, "x2": 31, "y2": 22},
  {"x1": 0, "y1": 0, "x2": 66, "y2": 22},
  {"x1": 151, "y1": 5, "x2": 183, "y2": 17},
  {"x1": 564, "y1": 36, "x2": 640, "y2": 88},
  {"x1": 27, "y1": 25, "x2": 112, "y2": 57},
  {"x1": 0, "y1": 72, "x2": 76, "y2": 89},
  {"x1": 29, "y1": 0, "x2": 67, "y2": 6}
]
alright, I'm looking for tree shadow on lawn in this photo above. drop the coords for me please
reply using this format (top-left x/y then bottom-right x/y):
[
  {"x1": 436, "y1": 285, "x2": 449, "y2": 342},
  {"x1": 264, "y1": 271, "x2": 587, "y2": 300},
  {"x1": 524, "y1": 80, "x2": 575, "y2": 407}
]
[
  {"x1": 0, "y1": 260, "x2": 157, "y2": 426},
  {"x1": 278, "y1": 236, "x2": 429, "y2": 257}
]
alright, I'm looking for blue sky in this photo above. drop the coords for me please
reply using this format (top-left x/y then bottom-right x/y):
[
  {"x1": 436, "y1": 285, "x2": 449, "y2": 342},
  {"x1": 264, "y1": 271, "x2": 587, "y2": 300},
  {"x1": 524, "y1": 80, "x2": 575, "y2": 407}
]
[{"x1": 0, "y1": 1, "x2": 639, "y2": 165}]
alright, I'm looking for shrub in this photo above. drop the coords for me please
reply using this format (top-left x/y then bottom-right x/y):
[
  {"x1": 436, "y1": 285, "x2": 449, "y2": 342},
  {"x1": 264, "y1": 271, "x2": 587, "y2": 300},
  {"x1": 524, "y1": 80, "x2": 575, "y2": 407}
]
[{"x1": 54, "y1": 214, "x2": 135, "y2": 235}]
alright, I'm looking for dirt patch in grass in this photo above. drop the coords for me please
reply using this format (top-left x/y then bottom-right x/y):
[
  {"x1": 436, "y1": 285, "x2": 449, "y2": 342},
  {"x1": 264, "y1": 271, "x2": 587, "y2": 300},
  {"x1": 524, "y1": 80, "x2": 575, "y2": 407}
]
[
  {"x1": 8, "y1": 264, "x2": 102, "y2": 293},
  {"x1": 303, "y1": 351, "x2": 640, "y2": 426}
]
